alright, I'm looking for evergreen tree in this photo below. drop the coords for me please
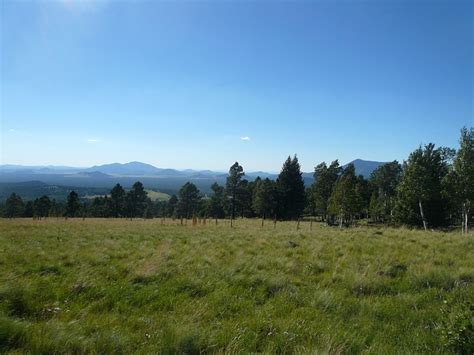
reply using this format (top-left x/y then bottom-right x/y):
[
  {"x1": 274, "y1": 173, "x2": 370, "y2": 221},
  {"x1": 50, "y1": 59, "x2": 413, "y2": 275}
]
[
  {"x1": 166, "y1": 195, "x2": 178, "y2": 217},
  {"x1": 208, "y1": 182, "x2": 226, "y2": 218},
  {"x1": 65, "y1": 191, "x2": 81, "y2": 217},
  {"x1": 5, "y1": 193, "x2": 24, "y2": 218},
  {"x1": 311, "y1": 160, "x2": 342, "y2": 221},
  {"x1": 143, "y1": 198, "x2": 155, "y2": 219},
  {"x1": 23, "y1": 200, "x2": 34, "y2": 218},
  {"x1": 126, "y1": 181, "x2": 148, "y2": 218},
  {"x1": 110, "y1": 183, "x2": 126, "y2": 217},
  {"x1": 395, "y1": 144, "x2": 450, "y2": 229},
  {"x1": 177, "y1": 182, "x2": 201, "y2": 218},
  {"x1": 226, "y1": 162, "x2": 244, "y2": 220},
  {"x1": 277, "y1": 155, "x2": 306, "y2": 220},
  {"x1": 34, "y1": 195, "x2": 51, "y2": 217},
  {"x1": 49, "y1": 199, "x2": 65, "y2": 217},
  {"x1": 89, "y1": 196, "x2": 112, "y2": 217},
  {"x1": 253, "y1": 178, "x2": 278, "y2": 219},
  {"x1": 236, "y1": 179, "x2": 254, "y2": 218}
]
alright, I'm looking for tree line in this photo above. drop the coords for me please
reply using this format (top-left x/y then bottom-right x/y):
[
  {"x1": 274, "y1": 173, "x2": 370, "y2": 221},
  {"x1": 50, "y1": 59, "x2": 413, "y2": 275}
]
[{"x1": 2, "y1": 127, "x2": 473, "y2": 232}]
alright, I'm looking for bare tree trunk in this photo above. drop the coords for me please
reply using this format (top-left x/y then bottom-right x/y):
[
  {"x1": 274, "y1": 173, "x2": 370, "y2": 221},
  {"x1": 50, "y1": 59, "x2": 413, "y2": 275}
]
[
  {"x1": 339, "y1": 211, "x2": 343, "y2": 229},
  {"x1": 463, "y1": 202, "x2": 469, "y2": 233},
  {"x1": 418, "y1": 200, "x2": 427, "y2": 231},
  {"x1": 465, "y1": 211, "x2": 468, "y2": 233},
  {"x1": 261, "y1": 214, "x2": 265, "y2": 227}
]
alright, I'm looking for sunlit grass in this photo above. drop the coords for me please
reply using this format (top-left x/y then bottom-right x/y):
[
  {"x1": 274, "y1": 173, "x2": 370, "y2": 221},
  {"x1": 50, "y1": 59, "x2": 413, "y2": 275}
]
[{"x1": 1, "y1": 218, "x2": 473, "y2": 353}]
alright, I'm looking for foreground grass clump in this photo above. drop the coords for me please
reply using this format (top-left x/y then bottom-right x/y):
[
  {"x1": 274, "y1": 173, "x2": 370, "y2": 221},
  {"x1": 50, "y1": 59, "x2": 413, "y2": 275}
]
[{"x1": 0, "y1": 218, "x2": 473, "y2": 353}]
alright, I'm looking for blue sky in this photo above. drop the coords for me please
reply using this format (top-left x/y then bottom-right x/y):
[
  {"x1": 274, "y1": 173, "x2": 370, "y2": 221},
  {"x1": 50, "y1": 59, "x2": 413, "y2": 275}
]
[{"x1": 1, "y1": 0, "x2": 473, "y2": 172}]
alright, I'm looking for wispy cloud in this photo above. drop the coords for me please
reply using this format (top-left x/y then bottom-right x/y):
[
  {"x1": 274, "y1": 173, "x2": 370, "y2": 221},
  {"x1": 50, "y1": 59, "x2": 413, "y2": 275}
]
[
  {"x1": 87, "y1": 138, "x2": 100, "y2": 143},
  {"x1": 240, "y1": 136, "x2": 251, "y2": 141},
  {"x1": 7, "y1": 128, "x2": 32, "y2": 137},
  {"x1": 59, "y1": 0, "x2": 109, "y2": 14}
]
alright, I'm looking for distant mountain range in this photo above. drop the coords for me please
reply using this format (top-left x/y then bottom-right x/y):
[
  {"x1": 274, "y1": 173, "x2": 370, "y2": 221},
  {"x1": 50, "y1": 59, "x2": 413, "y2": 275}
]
[{"x1": 0, "y1": 159, "x2": 387, "y2": 201}]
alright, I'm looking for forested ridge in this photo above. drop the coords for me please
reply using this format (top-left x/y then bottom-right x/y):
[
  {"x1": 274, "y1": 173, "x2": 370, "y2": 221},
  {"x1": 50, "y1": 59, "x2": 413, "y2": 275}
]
[{"x1": 3, "y1": 127, "x2": 473, "y2": 231}]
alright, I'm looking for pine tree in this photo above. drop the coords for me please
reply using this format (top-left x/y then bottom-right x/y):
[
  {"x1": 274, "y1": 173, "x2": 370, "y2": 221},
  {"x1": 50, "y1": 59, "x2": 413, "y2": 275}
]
[
  {"x1": 23, "y1": 200, "x2": 34, "y2": 218},
  {"x1": 166, "y1": 195, "x2": 178, "y2": 217},
  {"x1": 65, "y1": 191, "x2": 81, "y2": 217},
  {"x1": 226, "y1": 162, "x2": 244, "y2": 220},
  {"x1": 236, "y1": 179, "x2": 254, "y2": 218},
  {"x1": 177, "y1": 182, "x2": 201, "y2": 218},
  {"x1": 34, "y1": 195, "x2": 51, "y2": 217},
  {"x1": 110, "y1": 183, "x2": 126, "y2": 217},
  {"x1": 208, "y1": 182, "x2": 225, "y2": 219},
  {"x1": 126, "y1": 181, "x2": 148, "y2": 218},
  {"x1": 277, "y1": 155, "x2": 306, "y2": 220},
  {"x1": 5, "y1": 193, "x2": 24, "y2": 218},
  {"x1": 253, "y1": 178, "x2": 278, "y2": 220}
]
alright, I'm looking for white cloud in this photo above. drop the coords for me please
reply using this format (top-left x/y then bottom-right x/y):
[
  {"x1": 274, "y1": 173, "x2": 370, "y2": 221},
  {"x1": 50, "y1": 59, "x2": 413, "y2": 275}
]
[
  {"x1": 87, "y1": 138, "x2": 100, "y2": 143},
  {"x1": 240, "y1": 136, "x2": 251, "y2": 141}
]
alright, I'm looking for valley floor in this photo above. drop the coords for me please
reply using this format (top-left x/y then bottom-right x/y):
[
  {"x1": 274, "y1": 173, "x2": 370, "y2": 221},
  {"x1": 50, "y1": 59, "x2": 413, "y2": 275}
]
[{"x1": 0, "y1": 218, "x2": 473, "y2": 353}]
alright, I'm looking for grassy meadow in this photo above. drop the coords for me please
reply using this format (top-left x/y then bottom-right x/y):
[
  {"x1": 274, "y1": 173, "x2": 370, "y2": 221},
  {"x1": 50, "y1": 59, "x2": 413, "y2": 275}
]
[{"x1": 1, "y1": 218, "x2": 473, "y2": 354}]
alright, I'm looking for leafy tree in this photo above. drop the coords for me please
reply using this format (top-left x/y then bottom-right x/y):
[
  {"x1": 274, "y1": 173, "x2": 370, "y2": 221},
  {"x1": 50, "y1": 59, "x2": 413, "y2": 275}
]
[
  {"x1": 355, "y1": 175, "x2": 371, "y2": 218},
  {"x1": 328, "y1": 164, "x2": 361, "y2": 227},
  {"x1": 277, "y1": 155, "x2": 306, "y2": 220},
  {"x1": 311, "y1": 160, "x2": 342, "y2": 221},
  {"x1": 453, "y1": 127, "x2": 474, "y2": 233},
  {"x1": 395, "y1": 144, "x2": 450, "y2": 229},
  {"x1": 369, "y1": 191, "x2": 383, "y2": 222},
  {"x1": 177, "y1": 182, "x2": 201, "y2": 218},
  {"x1": 5, "y1": 193, "x2": 24, "y2": 218},
  {"x1": 369, "y1": 161, "x2": 402, "y2": 222},
  {"x1": 34, "y1": 195, "x2": 51, "y2": 217},
  {"x1": 110, "y1": 183, "x2": 126, "y2": 217},
  {"x1": 208, "y1": 182, "x2": 226, "y2": 218},
  {"x1": 226, "y1": 162, "x2": 244, "y2": 220},
  {"x1": 126, "y1": 181, "x2": 148, "y2": 218},
  {"x1": 253, "y1": 178, "x2": 278, "y2": 219},
  {"x1": 65, "y1": 191, "x2": 81, "y2": 217}
]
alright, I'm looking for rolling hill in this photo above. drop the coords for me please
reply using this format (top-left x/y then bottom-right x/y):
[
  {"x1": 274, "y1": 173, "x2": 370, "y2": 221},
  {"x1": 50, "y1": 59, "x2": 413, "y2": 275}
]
[{"x1": 0, "y1": 159, "x2": 387, "y2": 201}]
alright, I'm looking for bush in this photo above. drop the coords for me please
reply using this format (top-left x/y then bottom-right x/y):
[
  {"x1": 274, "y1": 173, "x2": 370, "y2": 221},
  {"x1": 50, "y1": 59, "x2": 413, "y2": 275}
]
[{"x1": 439, "y1": 300, "x2": 474, "y2": 354}]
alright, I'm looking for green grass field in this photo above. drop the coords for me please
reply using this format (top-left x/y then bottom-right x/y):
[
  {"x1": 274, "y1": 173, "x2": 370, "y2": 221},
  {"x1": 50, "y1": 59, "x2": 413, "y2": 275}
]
[{"x1": 1, "y1": 219, "x2": 473, "y2": 354}]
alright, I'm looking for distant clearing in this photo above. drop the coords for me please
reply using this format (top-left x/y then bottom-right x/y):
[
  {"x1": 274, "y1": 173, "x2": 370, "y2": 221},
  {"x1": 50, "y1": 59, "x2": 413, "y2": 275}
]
[{"x1": 85, "y1": 189, "x2": 170, "y2": 202}]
